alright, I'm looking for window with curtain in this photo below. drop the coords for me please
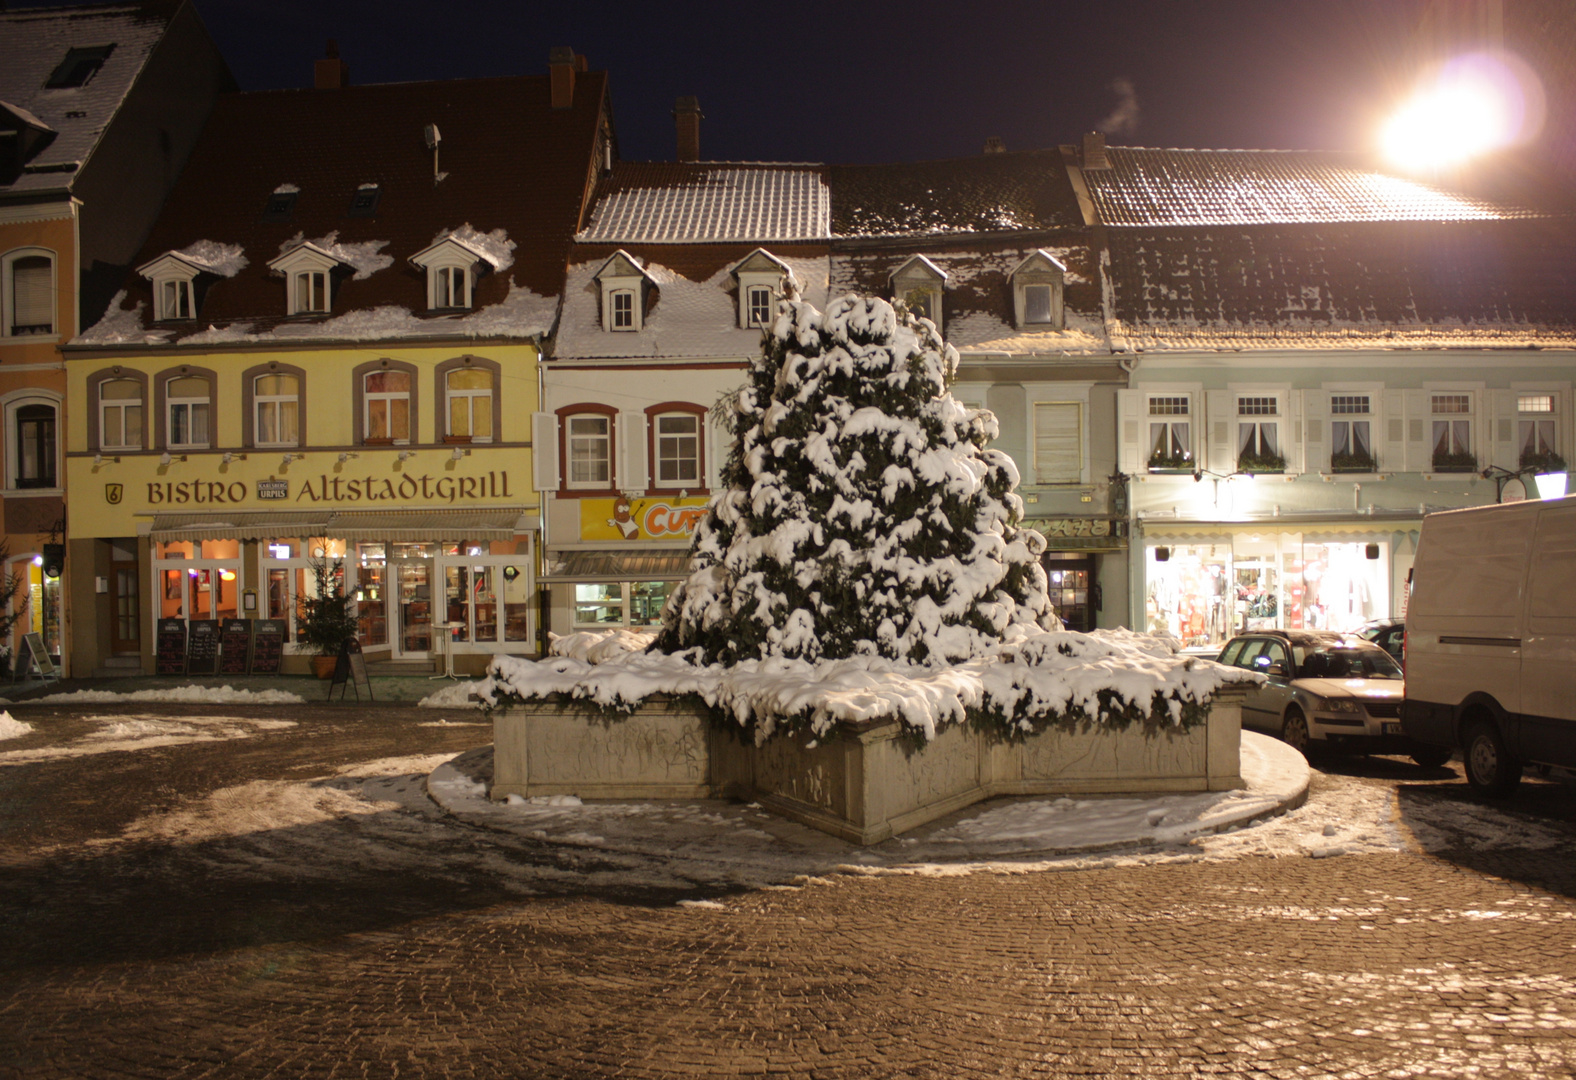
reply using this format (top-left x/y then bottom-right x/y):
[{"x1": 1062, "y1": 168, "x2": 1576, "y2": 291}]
[
  {"x1": 1517, "y1": 393, "x2": 1560, "y2": 469},
  {"x1": 1147, "y1": 396, "x2": 1191, "y2": 469},
  {"x1": 100, "y1": 379, "x2": 143, "y2": 450},
  {"x1": 1330, "y1": 394, "x2": 1373, "y2": 471},
  {"x1": 166, "y1": 376, "x2": 211, "y2": 448},
  {"x1": 653, "y1": 413, "x2": 700, "y2": 486},
  {"x1": 1237, "y1": 396, "x2": 1281, "y2": 470},
  {"x1": 446, "y1": 368, "x2": 493, "y2": 441},
  {"x1": 9, "y1": 255, "x2": 52, "y2": 335},
  {"x1": 254, "y1": 373, "x2": 300, "y2": 446},
  {"x1": 15, "y1": 403, "x2": 56, "y2": 488},
  {"x1": 567, "y1": 415, "x2": 611, "y2": 486},
  {"x1": 1431, "y1": 394, "x2": 1473, "y2": 470},
  {"x1": 364, "y1": 370, "x2": 411, "y2": 443}
]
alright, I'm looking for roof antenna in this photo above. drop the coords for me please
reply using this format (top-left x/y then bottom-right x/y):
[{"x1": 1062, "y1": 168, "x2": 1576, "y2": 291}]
[{"x1": 424, "y1": 124, "x2": 445, "y2": 186}]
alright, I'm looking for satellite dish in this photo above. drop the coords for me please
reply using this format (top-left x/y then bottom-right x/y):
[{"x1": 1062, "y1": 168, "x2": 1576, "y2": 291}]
[{"x1": 423, "y1": 124, "x2": 441, "y2": 150}]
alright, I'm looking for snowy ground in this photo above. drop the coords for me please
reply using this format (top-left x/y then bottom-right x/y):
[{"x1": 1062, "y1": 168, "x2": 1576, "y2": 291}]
[
  {"x1": 0, "y1": 711, "x2": 295, "y2": 763},
  {"x1": 8, "y1": 685, "x2": 305, "y2": 706}
]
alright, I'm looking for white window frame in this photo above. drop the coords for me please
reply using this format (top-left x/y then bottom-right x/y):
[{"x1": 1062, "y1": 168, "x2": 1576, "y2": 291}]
[
  {"x1": 566, "y1": 413, "x2": 612, "y2": 489},
  {"x1": 409, "y1": 237, "x2": 485, "y2": 312},
  {"x1": 445, "y1": 368, "x2": 493, "y2": 443},
  {"x1": 746, "y1": 285, "x2": 773, "y2": 328},
  {"x1": 1329, "y1": 392, "x2": 1375, "y2": 471},
  {"x1": 363, "y1": 370, "x2": 412, "y2": 445},
  {"x1": 159, "y1": 278, "x2": 194, "y2": 321},
  {"x1": 293, "y1": 270, "x2": 328, "y2": 314},
  {"x1": 268, "y1": 244, "x2": 343, "y2": 316},
  {"x1": 2, "y1": 247, "x2": 56, "y2": 339},
  {"x1": 99, "y1": 378, "x2": 144, "y2": 452},
  {"x1": 890, "y1": 255, "x2": 948, "y2": 335},
  {"x1": 435, "y1": 550, "x2": 536, "y2": 653},
  {"x1": 651, "y1": 412, "x2": 702, "y2": 489},
  {"x1": 1430, "y1": 391, "x2": 1476, "y2": 469},
  {"x1": 3, "y1": 391, "x2": 61, "y2": 493},
  {"x1": 1146, "y1": 393, "x2": 1194, "y2": 470},
  {"x1": 166, "y1": 376, "x2": 211, "y2": 450},
  {"x1": 610, "y1": 289, "x2": 635, "y2": 330},
  {"x1": 433, "y1": 266, "x2": 469, "y2": 310},
  {"x1": 1009, "y1": 249, "x2": 1067, "y2": 330},
  {"x1": 594, "y1": 251, "x2": 650, "y2": 333},
  {"x1": 253, "y1": 373, "x2": 300, "y2": 448},
  {"x1": 1236, "y1": 393, "x2": 1284, "y2": 468},
  {"x1": 1516, "y1": 391, "x2": 1560, "y2": 469}
]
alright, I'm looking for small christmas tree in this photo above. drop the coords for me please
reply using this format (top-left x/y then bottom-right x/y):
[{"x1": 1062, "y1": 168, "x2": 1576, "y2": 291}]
[{"x1": 654, "y1": 289, "x2": 1056, "y2": 665}]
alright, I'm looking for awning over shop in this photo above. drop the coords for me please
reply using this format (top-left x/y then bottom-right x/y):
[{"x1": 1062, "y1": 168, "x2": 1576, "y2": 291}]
[
  {"x1": 149, "y1": 511, "x2": 329, "y2": 542},
  {"x1": 149, "y1": 508, "x2": 527, "y2": 544},
  {"x1": 1139, "y1": 516, "x2": 1422, "y2": 541},
  {"x1": 539, "y1": 548, "x2": 693, "y2": 583}
]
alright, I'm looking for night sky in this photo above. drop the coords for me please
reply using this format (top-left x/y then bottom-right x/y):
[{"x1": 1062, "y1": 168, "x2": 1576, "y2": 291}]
[{"x1": 17, "y1": 0, "x2": 1449, "y2": 164}]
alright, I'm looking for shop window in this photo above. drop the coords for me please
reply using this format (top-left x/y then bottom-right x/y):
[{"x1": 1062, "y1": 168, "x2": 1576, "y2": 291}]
[
  {"x1": 566, "y1": 414, "x2": 611, "y2": 487},
  {"x1": 446, "y1": 368, "x2": 493, "y2": 441},
  {"x1": 573, "y1": 581, "x2": 675, "y2": 629},
  {"x1": 12, "y1": 401, "x2": 57, "y2": 489},
  {"x1": 649, "y1": 409, "x2": 702, "y2": 488},
  {"x1": 1033, "y1": 402, "x2": 1082, "y2": 485},
  {"x1": 364, "y1": 370, "x2": 411, "y2": 444},
  {"x1": 1329, "y1": 394, "x2": 1374, "y2": 473},
  {"x1": 3, "y1": 250, "x2": 54, "y2": 337},
  {"x1": 1431, "y1": 393, "x2": 1474, "y2": 472},
  {"x1": 97, "y1": 377, "x2": 144, "y2": 451},
  {"x1": 1517, "y1": 393, "x2": 1562, "y2": 471},
  {"x1": 254, "y1": 373, "x2": 300, "y2": 446},
  {"x1": 166, "y1": 376, "x2": 210, "y2": 449},
  {"x1": 1147, "y1": 395, "x2": 1192, "y2": 471},
  {"x1": 1236, "y1": 396, "x2": 1282, "y2": 473}
]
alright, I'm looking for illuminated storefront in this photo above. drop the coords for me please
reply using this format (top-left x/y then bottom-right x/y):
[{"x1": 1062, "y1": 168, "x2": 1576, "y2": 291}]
[{"x1": 1139, "y1": 522, "x2": 1415, "y2": 650}]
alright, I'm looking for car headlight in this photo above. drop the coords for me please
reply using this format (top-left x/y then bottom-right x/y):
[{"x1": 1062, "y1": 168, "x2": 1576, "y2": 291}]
[{"x1": 1311, "y1": 696, "x2": 1363, "y2": 714}]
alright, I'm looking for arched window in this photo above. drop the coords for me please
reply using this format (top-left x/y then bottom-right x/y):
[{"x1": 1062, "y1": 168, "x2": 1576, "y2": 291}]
[
  {"x1": 8, "y1": 400, "x2": 57, "y2": 489},
  {"x1": 166, "y1": 376, "x2": 211, "y2": 448},
  {"x1": 364, "y1": 369, "x2": 411, "y2": 444},
  {"x1": 3, "y1": 250, "x2": 54, "y2": 337}
]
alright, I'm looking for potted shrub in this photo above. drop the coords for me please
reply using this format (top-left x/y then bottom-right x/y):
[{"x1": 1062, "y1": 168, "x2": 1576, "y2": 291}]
[{"x1": 298, "y1": 557, "x2": 357, "y2": 677}]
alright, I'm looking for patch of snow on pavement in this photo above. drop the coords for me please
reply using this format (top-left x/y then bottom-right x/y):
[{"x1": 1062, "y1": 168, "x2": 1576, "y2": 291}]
[
  {"x1": 0, "y1": 711, "x2": 32, "y2": 740},
  {"x1": 0, "y1": 714, "x2": 296, "y2": 763},
  {"x1": 32, "y1": 686, "x2": 305, "y2": 705},
  {"x1": 419, "y1": 681, "x2": 485, "y2": 709}
]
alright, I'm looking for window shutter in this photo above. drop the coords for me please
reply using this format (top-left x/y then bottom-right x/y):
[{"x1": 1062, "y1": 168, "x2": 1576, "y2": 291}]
[
  {"x1": 12, "y1": 259, "x2": 52, "y2": 331},
  {"x1": 1404, "y1": 390, "x2": 1429, "y2": 472},
  {"x1": 531, "y1": 413, "x2": 558, "y2": 492},
  {"x1": 705, "y1": 413, "x2": 725, "y2": 490},
  {"x1": 1301, "y1": 390, "x2": 1328, "y2": 474},
  {"x1": 1287, "y1": 391, "x2": 1306, "y2": 474},
  {"x1": 1206, "y1": 390, "x2": 1234, "y2": 475},
  {"x1": 618, "y1": 411, "x2": 647, "y2": 492},
  {"x1": 1382, "y1": 390, "x2": 1405, "y2": 473},
  {"x1": 1033, "y1": 402, "x2": 1082, "y2": 484},
  {"x1": 1490, "y1": 389, "x2": 1518, "y2": 471},
  {"x1": 1116, "y1": 389, "x2": 1141, "y2": 474}
]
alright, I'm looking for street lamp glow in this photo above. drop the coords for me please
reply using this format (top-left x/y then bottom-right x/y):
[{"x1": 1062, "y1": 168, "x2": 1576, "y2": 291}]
[{"x1": 1379, "y1": 52, "x2": 1543, "y2": 172}]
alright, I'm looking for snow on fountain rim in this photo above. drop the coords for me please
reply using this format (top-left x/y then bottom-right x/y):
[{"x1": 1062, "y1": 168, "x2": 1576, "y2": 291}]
[{"x1": 481, "y1": 627, "x2": 1261, "y2": 741}]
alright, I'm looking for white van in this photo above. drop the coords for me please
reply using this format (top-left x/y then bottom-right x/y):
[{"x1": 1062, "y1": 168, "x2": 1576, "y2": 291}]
[{"x1": 1402, "y1": 494, "x2": 1576, "y2": 795}]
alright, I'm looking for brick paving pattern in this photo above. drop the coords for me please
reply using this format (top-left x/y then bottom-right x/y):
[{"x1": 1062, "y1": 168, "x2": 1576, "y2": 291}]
[{"x1": 2, "y1": 703, "x2": 1573, "y2": 1078}]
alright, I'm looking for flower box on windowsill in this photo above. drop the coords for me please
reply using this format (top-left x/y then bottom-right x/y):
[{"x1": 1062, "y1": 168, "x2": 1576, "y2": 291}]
[
  {"x1": 1431, "y1": 453, "x2": 1478, "y2": 474},
  {"x1": 1329, "y1": 453, "x2": 1377, "y2": 474},
  {"x1": 1146, "y1": 455, "x2": 1194, "y2": 475},
  {"x1": 1236, "y1": 453, "x2": 1286, "y2": 475},
  {"x1": 1520, "y1": 451, "x2": 1567, "y2": 473},
  {"x1": 443, "y1": 435, "x2": 472, "y2": 445}
]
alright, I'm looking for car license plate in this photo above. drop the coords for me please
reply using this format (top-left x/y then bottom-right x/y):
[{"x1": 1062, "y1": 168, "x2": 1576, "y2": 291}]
[{"x1": 1383, "y1": 723, "x2": 1402, "y2": 736}]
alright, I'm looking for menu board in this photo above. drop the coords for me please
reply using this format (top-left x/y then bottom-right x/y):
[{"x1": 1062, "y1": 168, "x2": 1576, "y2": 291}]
[
  {"x1": 250, "y1": 619, "x2": 286, "y2": 675},
  {"x1": 155, "y1": 619, "x2": 187, "y2": 675},
  {"x1": 219, "y1": 619, "x2": 253, "y2": 675},
  {"x1": 329, "y1": 636, "x2": 374, "y2": 701},
  {"x1": 186, "y1": 620, "x2": 222, "y2": 675}
]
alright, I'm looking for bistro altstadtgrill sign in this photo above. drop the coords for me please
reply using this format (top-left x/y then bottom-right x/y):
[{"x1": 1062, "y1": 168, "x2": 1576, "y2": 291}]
[{"x1": 144, "y1": 472, "x2": 515, "y2": 506}]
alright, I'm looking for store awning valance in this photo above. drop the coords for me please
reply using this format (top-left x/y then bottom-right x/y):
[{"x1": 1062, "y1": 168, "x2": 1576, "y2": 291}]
[
  {"x1": 150, "y1": 511, "x2": 329, "y2": 542},
  {"x1": 1139, "y1": 516, "x2": 1422, "y2": 542},
  {"x1": 149, "y1": 508, "x2": 527, "y2": 544},
  {"x1": 540, "y1": 548, "x2": 693, "y2": 583}
]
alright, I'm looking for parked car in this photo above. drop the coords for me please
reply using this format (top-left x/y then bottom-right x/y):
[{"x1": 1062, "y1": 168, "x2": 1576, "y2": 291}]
[
  {"x1": 1216, "y1": 629, "x2": 1449, "y2": 767},
  {"x1": 1401, "y1": 496, "x2": 1576, "y2": 796},
  {"x1": 1357, "y1": 618, "x2": 1405, "y2": 663}
]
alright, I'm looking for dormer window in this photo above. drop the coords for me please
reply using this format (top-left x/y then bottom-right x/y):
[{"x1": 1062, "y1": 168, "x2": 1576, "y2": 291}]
[
  {"x1": 1009, "y1": 250, "x2": 1066, "y2": 330},
  {"x1": 889, "y1": 255, "x2": 947, "y2": 334},
  {"x1": 45, "y1": 44, "x2": 115, "y2": 89},
  {"x1": 136, "y1": 252, "x2": 205, "y2": 323},
  {"x1": 730, "y1": 248, "x2": 792, "y2": 329},
  {"x1": 348, "y1": 184, "x2": 381, "y2": 218},
  {"x1": 267, "y1": 243, "x2": 345, "y2": 316},
  {"x1": 409, "y1": 235, "x2": 487, "y2": 312},
  {"x1": 594, "y1": 250, "x2": 653, "y2": 333},
  {"x1": 261, "y1": 187, "x2": 298, "y2": 222}
]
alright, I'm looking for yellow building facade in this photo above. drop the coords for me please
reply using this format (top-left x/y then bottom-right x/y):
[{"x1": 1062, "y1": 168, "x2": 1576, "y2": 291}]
[{"x1": 64, "y1": 340, "x2": 541, "y2": 676}]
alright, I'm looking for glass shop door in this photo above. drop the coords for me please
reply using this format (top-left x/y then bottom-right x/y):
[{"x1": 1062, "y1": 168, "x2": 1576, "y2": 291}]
[{"x1": 392, "y1": 559, "x2": 433, "y2": 658}]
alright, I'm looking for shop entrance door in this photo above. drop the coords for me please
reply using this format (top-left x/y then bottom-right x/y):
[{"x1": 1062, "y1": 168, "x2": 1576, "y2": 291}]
[
  {"x1": 112, "y1": 567, "x2": 140, "y2": 655},
  {"x1": 392, "y1": 559, "x2": 433, "y2": 658}
]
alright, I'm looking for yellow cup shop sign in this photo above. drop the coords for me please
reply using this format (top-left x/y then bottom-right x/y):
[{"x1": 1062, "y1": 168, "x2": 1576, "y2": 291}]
[{"x1": 580, "y1": 496, "x2": 708, "y2": 542}]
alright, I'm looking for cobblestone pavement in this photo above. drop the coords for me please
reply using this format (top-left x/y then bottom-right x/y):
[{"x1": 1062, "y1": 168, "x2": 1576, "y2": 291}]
[{"x1": 2, "y1": 703, "x2": 1574, "y2": 1079}]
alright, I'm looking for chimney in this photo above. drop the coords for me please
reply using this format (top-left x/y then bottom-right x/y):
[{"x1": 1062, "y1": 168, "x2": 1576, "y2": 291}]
[
  {"x1": 1082, "y1": 131, "x2": 1109, "y2": 170},
  {"x1": 549, "y1": 46, "x2": 576, "y2": 109},
  {"x1": 315, "y1": 40, "x2": 348, "y2": 90},
  {"x1": 983, "y1": 136, "x2": 1005, "y2": 154},
  {"x1": 674, "y1": 96, "x2": 702, "y2": 163}
]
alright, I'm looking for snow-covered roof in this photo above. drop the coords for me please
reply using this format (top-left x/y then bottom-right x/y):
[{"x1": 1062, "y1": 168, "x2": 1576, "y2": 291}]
[
  {"x1": 0, "y1": 2, "x2": 172, "y2": 195},
  {"x1": 1085, "y1": 148, "x2": 1541, "y2": 227},
  {"x1": 579, "y1": 164, "x2": 830, "y2": 244},
  {"x1": 829, "y1": 149, "x2": 1086, "y2": 238}
]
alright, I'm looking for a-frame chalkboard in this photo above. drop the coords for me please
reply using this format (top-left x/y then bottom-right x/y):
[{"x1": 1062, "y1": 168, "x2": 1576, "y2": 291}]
[{"x1": 328, "y1": 637, "x2": 373, "y2": 702}]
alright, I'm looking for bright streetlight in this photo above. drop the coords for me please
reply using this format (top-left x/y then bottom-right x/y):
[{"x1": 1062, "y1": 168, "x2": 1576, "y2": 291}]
[{"x1": 1379, "y1": 51, "x2": 1544, "y2": 172}]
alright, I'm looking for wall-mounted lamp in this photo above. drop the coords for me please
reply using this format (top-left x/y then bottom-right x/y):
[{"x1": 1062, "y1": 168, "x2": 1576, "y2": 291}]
[
  {"x1": 397, "y1": 450, "x2": 416, "y2": 462},
  {"x1": 93, "y1": 453, "x2": 103, "y2": 466},
  {"x1": 338, "y1": 452, "x2": 360, "y2": 464},
  {"x1": 221, "y1": 452, "x2": 234, "y2": 465},
  {"x1": 451, "y1": 447, "x2": 466, "y2": 461},
  {"x1": 159, "y1": 452, "x2": 172, "y2": 466},
  {"x1": 280, "y1": 453, "x2": 300, "y2": 467}
]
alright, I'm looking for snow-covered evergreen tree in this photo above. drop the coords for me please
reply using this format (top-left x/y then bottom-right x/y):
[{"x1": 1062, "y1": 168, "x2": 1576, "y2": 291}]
[{"x1": 654, "y1": 289, "x2": 1057, "y2": 665}]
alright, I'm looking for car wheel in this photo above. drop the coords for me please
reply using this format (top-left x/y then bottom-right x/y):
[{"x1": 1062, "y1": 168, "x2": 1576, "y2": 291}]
[
  {"x1": 1463, "y1": 720, "x2": 1521, "y2": 797},
  {"x1": 1410, "y1": 745, "x2": 1452, "y2": 769},
  {"x1": 1281, "y1": 707, "x2": 1311, "y2": 755}
]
